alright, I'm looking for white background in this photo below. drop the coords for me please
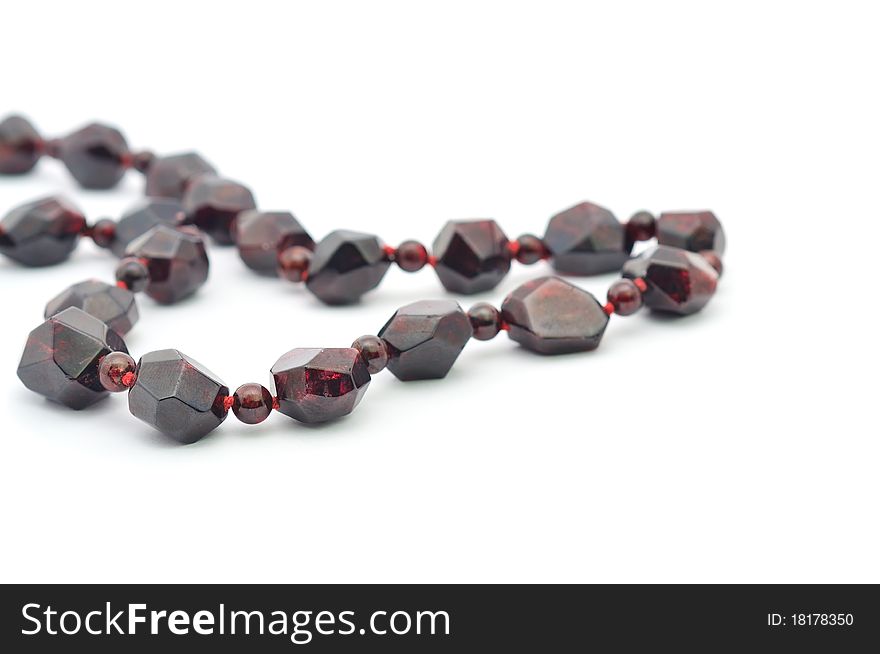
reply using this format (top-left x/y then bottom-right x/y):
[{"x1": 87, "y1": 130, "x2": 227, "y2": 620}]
[{"x1": 1, "y1": 0, "x2": 877, "y2": 583}]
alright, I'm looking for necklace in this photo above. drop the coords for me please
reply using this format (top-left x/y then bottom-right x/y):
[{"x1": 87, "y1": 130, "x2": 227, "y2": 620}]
[{"x1": 1, "y1": 114, "x2": 725, "y2": 444}]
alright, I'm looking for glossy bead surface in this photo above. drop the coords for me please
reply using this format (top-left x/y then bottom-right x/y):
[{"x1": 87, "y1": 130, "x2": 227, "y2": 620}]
[
  {"x1": 351, "y1": 335, "x2": 389, "y2": 374},
  {"x1": 543, "y1": 201, "x2": 631, "y2": 275},
  {"x1": 467, "y1": 302, "x2": 502, "y2": 341},
  {"x1": 234, "y1": 210, "x2": 314, "y2": 274},
  {"x1": 657, "y1": 211, "x2": 726, "y2": 254},
  {"x1": 128, "y1": 349, "x2": 229, "y2": 444},
  {"x1": 17, "y1": 307, "x2": 128, "y2": 409},
  {"x1": 626, "y1": 211, "x2": 656, "y2": 242},
  {"x1": 98, "y1": 351, "x2": 137, "y2": 392},
  {"x1": 45, "y1": 279, "x2": 139, "y2": 335},
  {"x1": 182, "y1": 175, "x2": 256, "y2": 244},
  {"x1": 0, "y1": 115, "x2": 42, "y2": 174},
  {"x1": 0, "y1": 196, "x2": 86, "y2": 266},
  {"x1": 232, "y1": 384, "x2": 274, "y2": 425},
  {"x1": 305, "y1": 230, "x2": 391, "y2": 304},
  {"x1": 58, "y1": 123, "x2": 130, "y2": 189},
  {"x1": 501, "y1": 276, "x2": 609, "y2": 354},
  {"x1": 271, "y1": 348, "x2": 371, "y2": 423},
  {"x1": 111, "y1": 198, "x2": 185, "y2": 257},
  {"x1": 700, "y1": 250, "x2": 724, "y2": 277},
  {"x1": 115, "y1": 257, "x2": 150, "y2": 293},
  {"x1": 145, "y1": 152, "x2": 216, "y2": 199},
  {"x1": 622, "y1": 245, "x2": 719, "y2": 315},
  {"x1": 606, "y1": 279, "x2": 643, "y2": 316},
  {"x1": 514, "y1": 234, "x2": 548, "y2": 265},
  {"x1": 277, "y1": 246, "x2": 312, "y2": 282},
  {"x1": 125, "y1": 225, "x2": 209, "y2": 304},
  {"x1": 89, "y1": 218, "x2": 117, "y2": 249},
  {"x1": 395, "y1": 240, "x2": 429, "y2": 272},
  {"x1": 378, "y1": 300, "x2": 472, "y2": 381},
  {"x1": 432, "y1": 219, "x2": 511, "y2": 294}
]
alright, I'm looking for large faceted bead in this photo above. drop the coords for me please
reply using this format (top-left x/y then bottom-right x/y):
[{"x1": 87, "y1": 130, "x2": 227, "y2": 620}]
[
  {"x1": 657, "y1": 211, "x2": 726, "y2": 254},
  {"x1": 0, "y1": 114, "x2": 42, "y2": 174},
  {"x1": 271, "y1": 348, "x2": 371, "y2": 423},
  {"x1": 0, "y1": 196, "x2": 86, "y2": 266},
  {"x1": 378, "y1": 300, "x2": 472, "y2": 381},
  {"x1": 543, "y1": 201, "x2": 631, "y2": 275},
  {"x1": 128, "y1": 349, "x2": 229, "y2": 444},
  {"x1": 58, "y1": 123, "x2": 130, "y2": 189},
  {"x1": 501, "y1": 276, "x2": 608, "y2": 354},
  {"x1": 111, "y1": 198, "x2": 185, "y2": 257},
  {"x1": 622, "y1": 245, "x2": 719, "y2": 315},
  {"x1": 182, "y1": 175, "x2": 256, "y2": 244},
  {"x1": 45, "y1": 280, "x2": 138, "y2": 335},
  {"x1": 234, "y1": 210, "x2": 315, "y2": 274},
  {"x1": 145, "y1": 152, "x2": 217, "y2": 199},
  {"x1": 432, "y1": 219, "x2": 511, "y2": 294},
  {"x1": 125, "y1": 225, "x2": 209, "y2": 304},
  {"x1": 17, "y1": 307, "x2": 128, "y2": 409},
  {"x1": 305, "y1": 230, "x2": 390, "y2": 304}
]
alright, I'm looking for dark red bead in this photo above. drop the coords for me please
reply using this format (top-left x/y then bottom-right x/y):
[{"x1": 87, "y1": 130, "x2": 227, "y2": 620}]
[
  {"x1": 622, "y1": 245, "x2": 719, "y2": 315},
  {"x1": 501, "y1": 276, "x2": 609, "y2": 354},
  {"x1": 89, "y1": 218, "x2": 117, "y2": 249},
  {"x1": 18, "y1": 307, "x2": 128, "y2": 409},
  {"x1": 277, "y1": 245, "x2": 312, "y2": 282},
  {"x1": 467, "y1": 302, "x2": 502, "y2": 341},
  {"x1": 271, "y1": 348, "x2": 371, "y2": 423},
  {"x1": 657, "y1": 211, "x2": 725, "y2": 254},
  {"x1": 45, "y1": 279, "x2": 139, "y2": 335},
  {"x1": 0, "y1": 114, "x2": 42, "y2": 174},
  {"x1": 514, "y1": 234, "x2": 548, "y2": 265},
  {"x1": 58, "y1": 122, "x2": 130, "y2": 189},
  {"x1": 606, "y1": 279, "x2": 643, "y2": 316},
  {"x1": 305, "y1": 230, "x2": 391, "y2": 304},
  {"x1": 182, "y1": 175, "x2": 257, "y2": 245},
  {"x1": 395, "y1": 240, "x2": 429, "y2": 272},
  {"x1": 145, "y1": 152, "x2": 217, "y2": 199},
  {"x1": 231, "y1": 383, "x2": 274, "y2": 425},
  {"x1": 0, "y1": 196, "x2": 86, "y2": 266},
  {"x1": 98, "y1": 351, "x2": 137, "y2": 392},
  {"x1": 125, "y1": 225, "x2": 209, "y2": 304},
  {"x1": 543, "y1": 201, "x2": 631, "y2": 275},
  {"x1": 625, "y1": 211, "x2": 656, "y2": 242},
  {"x1": 432, "y1": 219, "x2": 511, "y2": 294},
  {"x1": 111, "y1": 198, "x2": 185, "y2": 257},
  {"x1": 234, "y1": 210, "x2": 314, "y2": 275},
  {"x1": 351, "y1": 335, "x2": 389, "y2": 374},
  {"x1": 700, "y1": 250, "x2": 723, "y2": 277},
  {"x1": 132, "y1": 150, "x2": 156, "y2": 173},
  {"x1": 115, "y1": 257, "x2": 150, "y2": 293}
]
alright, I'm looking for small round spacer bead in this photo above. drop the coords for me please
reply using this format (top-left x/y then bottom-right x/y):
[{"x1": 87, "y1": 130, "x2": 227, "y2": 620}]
[
  {"x1": 607, "y1": 278, "x2": 643, "y2": 316},
  {"x1": 394, "y1": 240, "x2": 430, "y2": 272},
  {"x1": 277, "y1": 245, "x2": 312, "y2": 282},
  {"x1": 132, "y1": 150, "x2": 156, "y2": 173},
  {"x1": 42, "y1": 138, "x2": 62, "y2": 159},
  {"x1": 626, "y1": 211, "x2": 656, "y2": 242},
  {"x1": 98, "y1": 352, "x2": 138, "y2": 392},
  {"x1": 115, "y1": 257, "x2": 150, "y2": 293},
  {"x1": 231, "y1": 383, "x2": 274, "y2": 424},
  {"x1": 352, "y1": 335, "x2": 389, "y2": 374},
  {"x1": 700, "y1": 250, "x2": 723, "y2": 277},
  {"x1": 89, "y1": 218, "x2": 117, "y2": 249},
  {"x1": 513, "y1": 234, "x2": 548, "y2": 265},
  {"x1": 467, "y1": 302, "x2": 503, "y2": 340}
]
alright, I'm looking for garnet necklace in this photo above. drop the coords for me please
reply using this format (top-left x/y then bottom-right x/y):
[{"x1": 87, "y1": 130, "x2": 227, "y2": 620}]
[{"x1": 0, "y1": 115, "x2": 725, "y2": 444}]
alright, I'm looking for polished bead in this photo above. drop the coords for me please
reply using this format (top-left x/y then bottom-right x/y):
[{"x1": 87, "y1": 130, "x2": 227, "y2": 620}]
[
  {"x1": 622, "y1": 245, "x2": 719, "y2": 315},
  {"x1": 0, "y1": 196, "x2": 86, "y2": 266},
  {"x1": 132, "y1": 150, "x2": 155, "y2": 173},
  {"x1": 115, "y1": 257, "x2": 150, "y2": 293},
  {"x1": 467, "y1": 302, "x2": 502, "y2": 341},
  {"x1": 432, "y1": 219, "x2": 511, "y2": 294},
  {"x1": 305, "y1": 230, "x2": 391, "y2": 304},
  {"x1": 98, "y1": 351, "x2": 137, "y2": 392},
  {"x1": 657, "y1": 211, "x2": 726, "y2": 254},
  {"x1": 111, "y1": 198, "x2": 185, "y2": 257},
  {"x1": 58, "y1": 123, "x2": 130, "y2": 189},
  {"x1": 145, "y1": 152, "x2": 217, "y2": 199},
  {"x1": 606, "y1": 279, "x2": 643, "y2": 316},
  {"x1": 395, "y1": 240, "x2": 429, "y2": 272},
  {"x1": 700, "y1": 250, "x2": 723, "y2": 277},
  {"x1": 17, "y1": 307, "x2": 128, "y2": 409},
  {"x1": 232, "y1": 383, "x2": 274, "y2": 425},
  {"x1": 234, "y1": 210, "x2": 314, "y2": 274},
  {"x1": 182, "y1": 175, "x2": 256, "y2": 245},
  {"x1": 543, "y1": 201, "x2": 631, "y2": 275},
  {"x1": 351, "y1": 335, "x2": 389, "y2": 374},
  {"x1": 271, "y1": 348, "x2": 371, "y2": 423},
  {"x1": 128, "y1": 349, "x2": 229, "y2": 443},
  {"x1": 89, "y1": 218, "x2": 117, "y2": 249},
  {"x1": 0, "y1": 115, "x2": 42, "y2": 174},
  {"x1": 378, "y1": 300, "x2": 472, "y2": 381},
  {"x1": 501, "y1": 276, "x2": 608, "y2": 354},
  {"x1": 45, "y1": 279, "x2": 139, "y2": 335},
  {"x1": 514, "y1": 234, "x2": 548, "y2": 265},
  {"x1": 125, "y1": 225, "x2": 209, "y2": 304},
  {"x1": 277, "y1": 245, "x2": 312, "y2": 282},
  {"x1": 626, "y1": 211, "x2": 656, "y2": 242}
]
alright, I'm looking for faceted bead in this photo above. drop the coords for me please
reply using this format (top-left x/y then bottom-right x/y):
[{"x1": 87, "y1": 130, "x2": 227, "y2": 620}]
[
  {"x1": 58, "y1": 123, "x2": 130, "y2": 189},
  {"x1": 277, "y1": 245, "x2": 312, "y2": 282},
  {"x1": 231, "y1": 383, "x2": 274, "y2": 425},
  {"x1": 432, "y1": 219, "x2": 511, "y2": 294},
  {"x1": 111, "y1": 198, "x2": 185, "y2": 257},
  {"x1": 622, "y1": 245, "x2": 719, "y2": 315},
  {"x1": 394, "y1": 240, "x2": 429, "y2": 272},
  {"x1": 234, "y1": 210, "x2": 314, "y2": 274},
  {"x1": 378, "y1": 300, "x2": 473, "y2": 381},
  {"x1": 501, "y1": 276, "x2": 609, "y2": 354},
  {"x1": 271, "y1": 348, "x2": 371, "y2": 423},
  {"x1": 0, "y1": 114, "x2": 42, "y2": 174},
  {"x1": 351, "y1": 335, "x2": 389, "y2": 374},
  {"x1": 182, "y1": 175, "x2": 256, "y2": 244},
  {"x1": 98, "y1": 351, "x2": 137, "y2": 392},
  {"x1": 543, "y1": 201, "x2": 631, "y2": 275},
  {"x1": 606, "y1": 279, "x2": 643, "y2": 316},
  {"x1": 514, "y1": 234, "x2": 548, "y2": 265},
  {"x1": 0, "y1": 196, "x2": 86, "y2": 266},
  {"x1": 115, "y1": 257, "x2": 150, "y2": 293},
  {"x1": 125, "y1": 225, "x2": 209, "y2": 304},
  {"x1": 700, "y1": 250, "x2": 723, "y2": 277},
  {"x1": 17, "y1": 307, "x2": 128, "y2": 409},
  {"x1": 467, "y1": 302, "x2": 502, "y2": 341},
  {"x1": 657, "y1": 211, "x2": 726, "y2": 254},
  {"x1": 305, "y1": 230, "x2": 391, "y2": 304},
  {"x1": 45, "y1": 279, "x2": 139, "y2": 335},
  {"x1": 145, "y1": 152, "x2": 217, "y2": 199},
  {"x1": 626, "y1": 211, "x2": 656, "y2": 242},
  {"x1": 128, "y1": 349, "x2": 229, "y2": 444}
]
